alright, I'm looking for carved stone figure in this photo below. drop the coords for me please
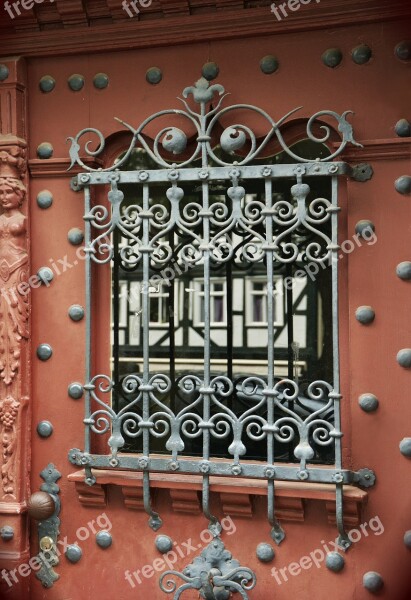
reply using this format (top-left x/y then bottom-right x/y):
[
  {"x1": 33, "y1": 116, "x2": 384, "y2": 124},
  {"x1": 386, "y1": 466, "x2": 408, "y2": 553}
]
[{"x1": 0, "y1": 139, "x2": 28, "y2": 498}]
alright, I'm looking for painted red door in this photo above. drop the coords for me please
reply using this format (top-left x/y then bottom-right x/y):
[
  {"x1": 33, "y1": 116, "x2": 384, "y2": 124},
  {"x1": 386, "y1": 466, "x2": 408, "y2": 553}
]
[{"x1": 0, "y1": 2, "x2": 411, "y2": 599}]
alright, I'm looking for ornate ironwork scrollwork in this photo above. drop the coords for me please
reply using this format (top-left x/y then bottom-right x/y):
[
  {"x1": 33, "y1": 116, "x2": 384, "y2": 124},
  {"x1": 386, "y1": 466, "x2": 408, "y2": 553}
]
[
  {"x1": 67, "y1": 77, "x2": 362, "y2": 174},
  {"x1": 159, "y1": 537, "x2": 256, "y2": 600}
]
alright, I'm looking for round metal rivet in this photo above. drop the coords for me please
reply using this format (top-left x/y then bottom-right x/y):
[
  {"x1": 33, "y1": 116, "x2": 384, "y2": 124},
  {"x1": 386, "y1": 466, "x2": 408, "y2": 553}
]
[
  {"x1": 404, "y1": 530, "x2": 411, "y2": 549},
  {"x1": 202, "y1": 62, "x2": 220, "y2": 81},
  {"x1": 355, "y1": 220, "x2": 375, "y2": 239},
  {"x1": 395, "y1": 119, "x2": 411, "y2": 138},
  {"x1": 358, "y1": 393, "x2": 379, "y2": 413},
  {"x1": 395, "y1": 176, "x2": 411, "y2": 195},
  {"x1": 39, "y1": 76, "x2": 56, "y2": 93},
  {"x1": 355, "y1": 306, "x2": 375, "y2": 325},
  {"x1": 37, "y1": 344, "x2": 53, "y2": 361},
  {"x1": 322, "y1": 48, "x2": 343, "y2": 68},
  {"x1": 96, "y1": 531, "x2": 112, "y2": 549},
  {"x1": 65, "y1": 544, "x2": 82, "y2": 563},
  {"x1": 396, "y1": 261, "x2": 411, "y2": 280},
  {"x1": 260, "y1": 55, "x2": 279, "y2": 75},
  {"x1": 37, "y1": 190, "x2": 53, "y2": 209},
  {"x1": 0, "y1": 526, "x2": 14, "y2": 541},
  {"x1": 325, "y1": 552, "x2": 345, "y2": 573},
  {"x1": 399, "y1": 438, "x2": 411, "y2": 457},
  {"x1": 37, "y1": 143, "x2": 53, "y2": 159},
  {"x1": 256, "y1": 543, "x2": 275, "y2": 563},
  {"x1": 68, "y1": 305, "x2": 85, "y2": 322},
  {"x1": 146, "y1": 68, "x2": 162, "y2": 85},
  {"x1": 395, "y1": 41, "x2": 411, "y2": 61},
  {"x1": 68, "y1": 382, "x2": 84, "y2": 400},
  {"x1": 68, "y1": 74, "x2": 85, "y2": 91},
  {"x1": 37, "y1": 421, "x2": 53, "y2": 438},
  {"x1": 93, "y1": 73, "x2": 109, "y2": 89},
  {"x1": 68, "y1": 228, "x2": 84, "y2": 246},
  {"x1": 0, "y1": 64, "x2": 9, "y2": 81},
  {"x1": 37, "y1": 267, "x2": 54, "y2": 285},
  {"x1": 397, "y1": 349, "x2": 411, "y2": 368},
  {"x1": 363, "y1": 571, "x2": 383, "y2": 593},
  {"x1": 352, "y1": 44, "x2": 372, "y2": 65},
  {"x1": 155, "y1": 535, "x2": 173, "y2": 554}
]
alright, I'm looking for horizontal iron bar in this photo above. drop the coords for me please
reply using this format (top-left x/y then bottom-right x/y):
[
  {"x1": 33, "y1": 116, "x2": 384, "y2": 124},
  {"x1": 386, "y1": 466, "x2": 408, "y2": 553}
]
[
  {"x1": 77, "y1": 163, "x2": 350, "y2": 186},
  {"x1": 71, "y1": 452, "x2": 358, "y2": 484}
]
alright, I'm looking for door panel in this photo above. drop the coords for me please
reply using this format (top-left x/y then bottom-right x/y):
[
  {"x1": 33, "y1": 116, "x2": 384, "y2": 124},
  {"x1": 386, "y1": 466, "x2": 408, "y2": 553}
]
[{"x1": 11, "y1": 19, "x2": 411, "y2": 599}]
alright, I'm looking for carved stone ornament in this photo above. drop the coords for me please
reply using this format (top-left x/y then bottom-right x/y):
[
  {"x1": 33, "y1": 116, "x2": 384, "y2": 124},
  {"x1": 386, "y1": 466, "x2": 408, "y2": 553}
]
[{"x1": 0, "y1": 135, "x2": 29, "y2": 499}]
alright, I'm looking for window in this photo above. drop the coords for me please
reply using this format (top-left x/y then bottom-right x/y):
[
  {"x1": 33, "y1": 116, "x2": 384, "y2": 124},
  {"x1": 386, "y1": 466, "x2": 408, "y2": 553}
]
[{"x1": 68, "y1": 77, "x2": 373, "y2": 547}]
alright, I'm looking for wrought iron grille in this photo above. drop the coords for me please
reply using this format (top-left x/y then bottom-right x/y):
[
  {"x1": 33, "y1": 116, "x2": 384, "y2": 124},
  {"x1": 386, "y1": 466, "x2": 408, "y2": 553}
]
[{"x1": 68, "y1": 78, "x2": 375, "y2": 557}]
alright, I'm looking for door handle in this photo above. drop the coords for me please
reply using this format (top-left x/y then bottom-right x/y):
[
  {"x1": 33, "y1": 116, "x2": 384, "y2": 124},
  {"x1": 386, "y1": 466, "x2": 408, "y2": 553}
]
[{"x1": 28, "y1": 464, "x2": 61, "y2": 589}]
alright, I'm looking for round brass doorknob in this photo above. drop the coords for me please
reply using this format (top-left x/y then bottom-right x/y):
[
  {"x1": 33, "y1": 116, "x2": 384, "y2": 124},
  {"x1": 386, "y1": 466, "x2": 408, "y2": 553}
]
[{"x1": 27, "y1": 491, "x2": 55, "y2": 520}]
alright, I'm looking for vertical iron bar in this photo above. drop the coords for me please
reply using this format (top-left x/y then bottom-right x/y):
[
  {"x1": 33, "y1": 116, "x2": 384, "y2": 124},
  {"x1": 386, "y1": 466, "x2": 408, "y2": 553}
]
[
  {"x1": 226, "y1": 260, "x2": 233, "y2": 410},
  {"x1": 200, "y1": 104, "x2": 220, "y2": 536},
  {"x1": 169, "y1": 230, "x2": 176, "y2": 414},
  {"x1": 142, "y1": 183, "x2": 162, "y2": 531},
  {"x1": 331, "y1": 175, "x2": 349, "y2": 549},
  {"x1": 265, "y1": 178, "x2": 285, "y2": 545},
  {"x1": 84, "y1": 185, "x2": 92, "y2": 455},
  {"x1": 112, "y1": 229, "x2": 120, "y2": 413},
  {"x1": 286, "y1": 260, "x2": 295, "y2": 462}
]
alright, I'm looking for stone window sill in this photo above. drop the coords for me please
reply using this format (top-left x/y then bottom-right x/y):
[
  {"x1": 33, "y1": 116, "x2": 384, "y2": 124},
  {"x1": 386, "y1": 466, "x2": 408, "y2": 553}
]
[{"x1": 68, "y1": 468, "x2": 368, "y2": 526}]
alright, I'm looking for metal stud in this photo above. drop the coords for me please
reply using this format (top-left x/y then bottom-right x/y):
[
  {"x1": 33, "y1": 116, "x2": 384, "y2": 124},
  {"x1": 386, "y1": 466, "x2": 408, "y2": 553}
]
[
  {"x1": 395, "y1": 119, "x2": 411, "y2": 138},
  {"x1": 39, "y1": 76, "x2": 56, "y2": 93},
  {"x1": 355, "y1": 220, "x2": 375, "y2": 238},
  {"x1": 96, "y1": 531, "x2": 112, "y2": 549},
  {"x1": 155, "y1": 535, "x2": 173, "y2": 554},
  {"x1": 37, "y1": 421, "x2": 54, "y2": 438},
  {"x1": 395, "y1": 176, "x2": 411, "y2": 195},
  {"x1": 0, "y1": 526, "x2": 14, "y2": 541},
  {"x1": 37, "y1": 343, "x2": 53, "y2": 361},
  {"x1": 68, "y1": 74, "x2": 85, "y2": 91},
  {"x1": 351, "y1": 163, "x2": 373, "y2": 182},
  {"x1": 260, "y1": 55, "x2": 279, "y2": 75},
  {"x1": 68, "y1": 228, "x2": 84, "y2": 245},
  {"x1": 325, "y1": 552, "x2": 345, "y2": 573},
  {"x1": 37, "y1": 143, "x2": 53, "y2": 159},
  {"x1": 65, "y1": 544, "x2": 82, "y2": 563},
  {"x1": 395, "y1": 41, "x2": 411, "y2": 61},
  {"x1": 37, "y1": 190, "x2": 53, "y2": 209},
  {"x1": 146, "y1": 68, "x2": 163, "y2": 85},
  {"x1": 202, "y1": 62, "x2": 220, "y2": 81},
  {"x1": 68, "y1": 305, "x2": 85, "y2": 322},
  {"x1": 404, "y1": 530, "x2": 411, "y2": 549},
  {"x1": 93, "y1": 73, "x2": 109, "y2": 89},
  {"x1": 322, "y1": 48, "x2": 343, "y2": 68},
  {"x1": 355, "y1": 306, "x2": 375, "y2": 325},
  {"x1": 397, "y1": 349, "x2": 411, "y2": 368},
  {"x1": 363, "y1": 571, "x2": 383, "y2": 593},
  {"x1": 351, "y1": 44, "x2": 372, "y2": 65},
  {"x1": 0, "y1": 64, "x2": 9, "y2": 81},
  {"x1": 399, "y1": 438, "x2": 411, "y2": 458},
  {"x1": 256, "y1": 543, "x2": 275, "y2": 563},
  {"x1": 358, "y1": 394, "x2": 379, "y2": 413},
  {"x1": 37, "y1": 267, "x2": 54, "y2": 285},
  {"x1": 68, "y1": 382, "x2": 84, "y2": 400},
  {"x1": 396, "y1": 261, "x2": 411, "y2": 280}
]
